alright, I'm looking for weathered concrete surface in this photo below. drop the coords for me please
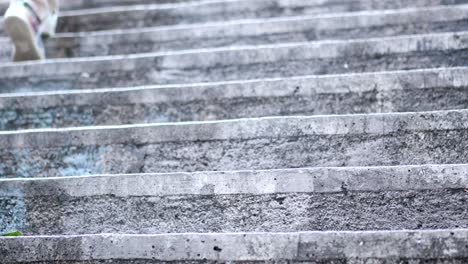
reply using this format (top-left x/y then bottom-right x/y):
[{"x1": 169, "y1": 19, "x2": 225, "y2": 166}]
[
  {"x1": 1, "y1": 109, "x2": 468, "y2": 178},
  {"x1": 2, "y1": 5, "x2": 468, "y2": 61},
  {"x1": 6, "y1": 189, "x2": 467, "y2": 234},
  {"x1": 0, "y1": 0, "x2": 467, "y2": 261},
  {"x1": 4, "y1": 0, "x2": 468, "y2": 14},
  {"x1": 0, "y1": 0, "x2": 192, "y2": 13},
  {"x1": 49, "y1": 0, "x2": 468, "y2": 33},
  {"x1": 0, "y1": 67, "x2": 467, "y2": 130},
  {"x1": 1, "y1": 32, "x2": 468, "y2": 93},
  {"x1": 1, "y1": 0, "x2": 466, "y2": 34},
  {"x1": 1, "y1": 230, "x2": 467, "y2": 263},
  {"x1": 2, "y1": 165, "x2": 467, "y2": 197},
  {"x1": 0, "y1": 165, "x2": 466, "y2": 235},
  {"x1": 2, "y1": 0, "x2": 468, "y2": 15}
]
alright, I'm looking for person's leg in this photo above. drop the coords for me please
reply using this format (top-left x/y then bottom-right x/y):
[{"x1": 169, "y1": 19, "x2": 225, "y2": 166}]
[
  {"x1": 3, "y1": 0, "x2": 59, "y2": 61},
  {"x1": 47, "y1": 0, "x2": 57, "y2": 11},
  {"x1": 28, "y1": 0, "x2": 58, "y2": 36},
  {"x1": 24, "y1": 0, "x2": 49, "y2": 21}
]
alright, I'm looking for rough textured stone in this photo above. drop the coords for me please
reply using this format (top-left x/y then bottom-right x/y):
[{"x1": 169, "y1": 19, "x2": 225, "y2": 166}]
[
  {"x1": 0, "y1": 0, "x2": 468, "y2": 262},
  {"x1": 1, "y1": 32, "x2": 467, "y2": 93},
  {"x1": 0, "y1": 110, "x2": 468, "y2": 178},
  {"x1": 5, "y1": 190, "x2": 468, "y2": 235},
  {"x1": 49, "y1": 0, "x2": 468, "y2": 33},
  {"x1": 0, "y1": 165, "x2": 466, "y2": 235},
  {"x1": 0, "y1": 67, "x2": 467, "y2": 129},
  {"x1": 1, "y1": 230, "x2": 467, "y2": 263},
  {"x1": 1, "y1": 5, "x2": 467, "y2": 60},
  {"x1": 2, "y1": 0, "x2": 467, "y2": 34},
  {"x1": 2, "y1": 0, "x2": 468, "y2": 15}
]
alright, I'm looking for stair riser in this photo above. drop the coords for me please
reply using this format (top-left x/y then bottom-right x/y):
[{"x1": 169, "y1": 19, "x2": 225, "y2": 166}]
[
  {"x1": 40, "y1": 0, "x2": 468, "y2": 33},
  {"x1": 0, "y1": 110, "x2": 467, "y2": 178},
  {"x1": 1, "y1": 68, "x2": 467, "y2": 130},
  {"x1": 53, "y1": 0, "x2": 468, "y2": 33},
  {"x1": 3, "y1": 0, "x2": 468, "y2": 14},
  {"x1": 0, "y1": 0, "x2": 466, "y2": 261},
  {"x1": 2, "y1": 165, "x2": 466, "y2": 235},
  {"x1": 1, "y1": 257, "x2": 465, "y2": 263},
  {"x1": 0, "y1": 6, "x2": 462, "y2": 60},
  {"x1": 1, "y1": 230, "x2": 467, "y2": 263},
  {"x1": 0, "y1": 0, "x2": 186, "y2": 13},
  {"x1": 0, "y1": 1, "x2": 468, "y2": 38},
  {"x1": 1, "y1": 33, "x2": 467, "y2": 93},
  {"x1": 2, "y1": 131, "x2": 468, "y2": 178},
  {"x1": 45, "y1": 20, "x2": 468, "y2": 59},
  {"x1": 1, "y1": 190, "x2": 466, "y2": 235}
]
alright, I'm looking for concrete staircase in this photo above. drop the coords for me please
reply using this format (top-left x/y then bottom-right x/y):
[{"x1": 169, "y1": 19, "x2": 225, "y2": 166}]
[{"x1": 0, "y1": 0, "x2": 467, "y2": 262}]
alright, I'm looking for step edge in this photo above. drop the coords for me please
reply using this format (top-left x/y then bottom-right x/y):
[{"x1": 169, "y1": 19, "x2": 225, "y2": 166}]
[{"x1": 0, "y1": 164, "x2": 467, "y2": 197}]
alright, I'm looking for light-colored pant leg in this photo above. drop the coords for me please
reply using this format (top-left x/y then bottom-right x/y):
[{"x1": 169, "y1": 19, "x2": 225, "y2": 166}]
[{"x1": 9, "y1": 0, "x2": 58, "y2": 21}]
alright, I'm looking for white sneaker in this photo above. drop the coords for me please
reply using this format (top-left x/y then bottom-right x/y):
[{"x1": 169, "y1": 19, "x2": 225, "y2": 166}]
[{"x1": 3, "y1": 1, "x2": 45, "y2": 61}]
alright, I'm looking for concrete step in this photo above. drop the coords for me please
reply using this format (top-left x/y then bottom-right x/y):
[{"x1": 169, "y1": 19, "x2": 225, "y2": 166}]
[
  {"x1": 45, "y1": 0, "x2": 468, "y2": 33},
  {"x1": 1, "y1": 164, "x2": 467, "y2": 235},
  {"x1": 0, "y1": 0, "x2": 189, "y2": 13},
  {"x1": 1, "y1": 230, "x2": 467, "y2": 263},
  {"x1": 3, "y1": 0, "x2": 468, "y2": 34},
  {"x1": 1, "y1": 32, "x2": 467, "y2": 93},
  {"x1": 0, "y1": 0, "x2": 197, "y2": 13},
  {"x1": 0, "y1": 67, "x2": 467, "y2": 130},
  {"x1": 2, "y1": 5, "x2": 468, "y2": 61},
  {"x1": 0, "y1": 109, "x2": 468, "y2": 178},
  {"x1": 0, "y1": 0, "x2": 465, "y2": 260},
  {"x1": 3, "y1": 0, "x2": 468, "y2": 14}
]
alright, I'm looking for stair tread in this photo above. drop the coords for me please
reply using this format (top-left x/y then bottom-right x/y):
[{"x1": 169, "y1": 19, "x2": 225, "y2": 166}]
[
  {"x1": 2, "y1": 109, "x2": 467, "y2": 145},
  {"x1": 1, "y1": 5, "x2": 467, "y2": 61},
  {"x1": 2, "y1": 164, "x2": 466, "y2": 195},
  {"x1": 0, "y1": 0, "x2": 467, "y2": 259},
  {"x1": 3, "y1": 0, "x2": 468, "y2": 34},
  {"x1": 0, "y1": 109, "x2": 467, "y2": 178},
  {"x1": 1, "y1": 230, "x2": 467, "y2": 263},
  {"x1": 0, "y1": 31, "x2": 467, "y2": 93},
  {"x1": 0, "y1": 67, "x2": 466, "y2": 130}
]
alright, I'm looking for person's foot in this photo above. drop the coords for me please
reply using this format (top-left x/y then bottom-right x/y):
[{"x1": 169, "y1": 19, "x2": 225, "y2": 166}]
[{"x1": 3, "y1": 1, "x2": 45, "y2": 61}]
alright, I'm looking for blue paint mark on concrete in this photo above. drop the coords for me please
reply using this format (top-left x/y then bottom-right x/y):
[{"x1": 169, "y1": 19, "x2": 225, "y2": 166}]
[{"x1": 0, "y1": 187, "x2": 26, "y2": 234}]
